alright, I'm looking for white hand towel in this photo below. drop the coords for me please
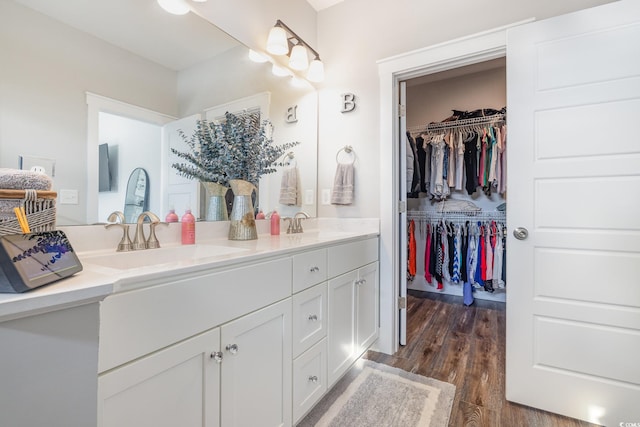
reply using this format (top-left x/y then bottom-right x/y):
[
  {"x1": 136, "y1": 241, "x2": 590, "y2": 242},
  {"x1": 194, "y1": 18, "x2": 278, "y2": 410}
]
[
  {"x1": 330, "y1": 163, "x2": 354, "y2": 205},
  {"x1": 278, "y1": 167, "x2": 301, "y2": 206}
]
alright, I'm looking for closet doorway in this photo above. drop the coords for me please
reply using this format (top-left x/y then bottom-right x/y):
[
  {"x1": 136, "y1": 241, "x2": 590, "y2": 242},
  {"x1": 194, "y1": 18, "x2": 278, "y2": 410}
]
[{"x1": 379, "y1": 2, "x2": 640, "y2": 425}]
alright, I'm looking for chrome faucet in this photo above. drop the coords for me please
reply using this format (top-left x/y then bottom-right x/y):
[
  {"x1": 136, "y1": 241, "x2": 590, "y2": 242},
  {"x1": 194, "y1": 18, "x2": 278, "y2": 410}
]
[
  {"x1": 105, "y1": 211, "x2": 133, "y2": 252},
  {"x1": 290, "y1": 211, "x2": 310, "y2": 233},
  {"x1": 132, "y1": 211, "x2": 164, "y2": 250}
]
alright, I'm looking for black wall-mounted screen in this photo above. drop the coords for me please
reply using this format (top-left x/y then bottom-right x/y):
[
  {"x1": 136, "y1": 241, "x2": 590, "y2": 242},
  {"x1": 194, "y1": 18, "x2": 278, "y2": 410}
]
[{"x1": 98, "y1": 143, "x2": 112, "y2": 192}]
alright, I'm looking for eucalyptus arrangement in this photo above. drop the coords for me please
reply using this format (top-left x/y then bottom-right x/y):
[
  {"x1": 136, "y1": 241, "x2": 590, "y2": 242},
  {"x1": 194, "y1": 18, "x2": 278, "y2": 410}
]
[{"x1": 171, "y1": 111, "x2": 299, "y2": 187}]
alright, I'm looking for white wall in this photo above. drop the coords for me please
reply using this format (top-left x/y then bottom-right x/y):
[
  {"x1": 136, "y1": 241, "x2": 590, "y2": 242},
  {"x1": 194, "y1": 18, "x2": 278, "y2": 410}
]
[
  {"x1": 0, "y1": 1, "x2": 177, "y2": 225},
  {"x1": 97, "y1": 113, "x2": 162, "y2": 222},
  {"x1": 315, "y1": 0, "x2": 614, "y2": 218}
]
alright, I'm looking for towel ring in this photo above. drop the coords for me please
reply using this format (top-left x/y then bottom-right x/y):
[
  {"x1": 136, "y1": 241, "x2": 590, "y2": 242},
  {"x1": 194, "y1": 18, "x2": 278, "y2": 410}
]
[
  {"x1": 336, "y1": 145, "x2": 356, "y2": 165},
  {"x1": 281, "y1": 151, "x2": 297, "y2": 167}
]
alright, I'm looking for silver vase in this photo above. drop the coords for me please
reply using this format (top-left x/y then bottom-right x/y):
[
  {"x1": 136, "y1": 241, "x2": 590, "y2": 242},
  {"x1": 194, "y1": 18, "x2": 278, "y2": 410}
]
[
  {"x1": 201, "y1": 182, "x2": 229, "y2": 221},
  {"x1": 228, "y1": 179, "x2": 257, "y2": 240}
]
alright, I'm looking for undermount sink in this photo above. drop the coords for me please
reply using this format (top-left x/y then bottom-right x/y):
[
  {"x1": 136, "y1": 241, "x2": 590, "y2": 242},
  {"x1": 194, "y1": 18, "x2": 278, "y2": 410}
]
[{"x1": 81, "y1": 244, "x2": 248, "y2": 270}]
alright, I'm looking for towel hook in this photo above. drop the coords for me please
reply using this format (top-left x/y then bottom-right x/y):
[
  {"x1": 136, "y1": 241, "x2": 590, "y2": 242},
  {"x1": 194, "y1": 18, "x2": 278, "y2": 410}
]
[{"x1": 336, "y1": 145, "x2": 356, "y2": 164}]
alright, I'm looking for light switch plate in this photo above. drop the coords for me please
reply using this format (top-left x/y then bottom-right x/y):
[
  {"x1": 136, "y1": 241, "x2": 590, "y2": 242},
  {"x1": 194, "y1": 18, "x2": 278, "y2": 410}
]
[
  {"x1": 304, "y1": 189, "x2": 314, "y2": 205},
  {"x1": 59, "y1": 189, "x2": 79, "y2": 205},
  {"x1": 321, "y1": 189, "x2": 331, "y2": 205}
]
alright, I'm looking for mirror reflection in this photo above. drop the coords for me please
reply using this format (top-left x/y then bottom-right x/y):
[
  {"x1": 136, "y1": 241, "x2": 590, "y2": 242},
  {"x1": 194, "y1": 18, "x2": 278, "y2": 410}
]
[
  {"x1": 123, "y1": 168, "x2": 149, "y2": 223},
  {"x1": 1, "y1": 0, "x2": 318, "y2": 225}
]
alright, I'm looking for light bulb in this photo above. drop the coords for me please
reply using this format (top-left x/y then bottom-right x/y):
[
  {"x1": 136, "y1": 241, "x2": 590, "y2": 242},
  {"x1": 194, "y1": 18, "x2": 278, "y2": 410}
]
[
  {"x1": 307, "y1": 58, "x2": 324, "y2": 83},
  {"x1": 267, "y1": 26, "x2": 288, "y2": 55},
  {"x1": 289, "y1": 44, "x2": 309, "y2": 70},
  {"x1": 157, "y1": 0, "x2": 190, "y2": 15}
]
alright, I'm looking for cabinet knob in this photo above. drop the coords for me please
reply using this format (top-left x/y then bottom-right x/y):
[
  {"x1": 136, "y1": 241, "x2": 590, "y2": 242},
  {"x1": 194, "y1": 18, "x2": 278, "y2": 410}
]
[
  {"x1": 308, "y1": 375, "x2": 318, "y2": 383},
  {"x1": 225, "y1": 344, "x2": 239, "y2": 354},
  {"x1": 210, "y1": 351, "x2": 223, "y2": 363},
  {"x1": 308, "y1": 314, "x2": 318, "y2": 322},
  {"x1": 309, "y1": 266, "x2": 320, "y2": 273},
  {"x1": 356, "y1": 279, "x2": 366, "y2": 285}
]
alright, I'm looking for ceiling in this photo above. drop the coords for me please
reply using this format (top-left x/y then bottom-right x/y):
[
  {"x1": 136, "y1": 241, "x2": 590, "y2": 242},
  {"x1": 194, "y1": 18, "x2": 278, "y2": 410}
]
[
  {"x1": 12, "y1": 0, "x2": 341, "y2": 72},
  {"x1": 11, "y1": 0, "x2": 241, "y2": 71}
]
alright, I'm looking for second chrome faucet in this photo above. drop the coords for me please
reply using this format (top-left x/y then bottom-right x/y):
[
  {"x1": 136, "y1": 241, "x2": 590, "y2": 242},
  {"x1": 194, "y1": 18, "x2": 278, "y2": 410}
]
[{"x1": 106, "y1": 211, "x2": 166, "y2": 252}]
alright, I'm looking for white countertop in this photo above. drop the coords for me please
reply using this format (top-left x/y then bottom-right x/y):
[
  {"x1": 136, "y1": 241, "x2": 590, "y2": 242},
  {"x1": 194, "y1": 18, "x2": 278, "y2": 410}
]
[{"x1": 0, "y1": 218, "x2": 379, "y2": 322}]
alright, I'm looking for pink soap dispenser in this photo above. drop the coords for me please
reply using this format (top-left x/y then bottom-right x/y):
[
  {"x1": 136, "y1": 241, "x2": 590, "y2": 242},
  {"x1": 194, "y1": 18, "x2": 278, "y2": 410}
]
[
  {"x1": 270, "y1": 210, "x2": 280, "y2": 235},
  {"x1": 181, "y1": 208, "x2": 196, "y2": 245},
  {"x1": 165, "y1": 207, "x2": 179, "y2": 223}
]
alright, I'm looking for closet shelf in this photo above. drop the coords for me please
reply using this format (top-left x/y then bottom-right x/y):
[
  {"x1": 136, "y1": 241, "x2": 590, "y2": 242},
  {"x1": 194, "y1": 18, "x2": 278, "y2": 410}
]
[
  {"x1": 407, "y1": 209, "x2": 505, "y2": 222},
  {"x1": 408, "y1": 113, "x2": 506, "y2": 136}
]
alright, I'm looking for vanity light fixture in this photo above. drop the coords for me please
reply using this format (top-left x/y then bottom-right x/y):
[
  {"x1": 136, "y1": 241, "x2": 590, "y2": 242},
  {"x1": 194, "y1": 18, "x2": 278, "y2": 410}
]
[
  {"x1": 266, "y1": 20, "x2": 324, "y2": 82},
  {"x1": 156, "y1": 0, "x2": 207, "y2": 15}
]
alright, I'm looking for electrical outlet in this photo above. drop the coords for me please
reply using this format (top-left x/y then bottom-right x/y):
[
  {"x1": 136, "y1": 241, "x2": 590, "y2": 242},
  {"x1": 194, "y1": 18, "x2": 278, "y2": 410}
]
[{"x1": 321, "y1": 189, "x2": 331, "y2": 205}]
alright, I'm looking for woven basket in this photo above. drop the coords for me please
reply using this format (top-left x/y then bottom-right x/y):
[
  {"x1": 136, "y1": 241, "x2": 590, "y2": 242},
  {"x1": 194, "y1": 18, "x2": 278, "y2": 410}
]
[{"x1": 0, "y1": 189, "x2": 57, "y2": 235}]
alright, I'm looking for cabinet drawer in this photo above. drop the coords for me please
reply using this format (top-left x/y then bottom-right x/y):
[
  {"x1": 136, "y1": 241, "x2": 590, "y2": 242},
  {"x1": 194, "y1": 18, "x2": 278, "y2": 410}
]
[
  {"x1": 293, "y1": 338, "x2": 327, "y2": 424},
  {"x1": 292, "y1": 283, "x2": 327, "y2": 358},
  {"x1": 99, "y1": 257, "x2": 291, "y2": 373},
  {"x1": 293, "y1": 248, "x2": 327, "y2": 293},
  {"x1": 327, "y1": 237, "x2": 378, "y2": 278}
]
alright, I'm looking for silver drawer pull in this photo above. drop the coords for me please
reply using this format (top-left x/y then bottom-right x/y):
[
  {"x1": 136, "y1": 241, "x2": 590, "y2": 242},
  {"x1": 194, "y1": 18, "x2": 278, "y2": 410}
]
[
  {"x1": 210, "y1": 351, "x2": 223, "y2": 363},
  {"x1": 308, "y1": 375, "x2": 318, "y2": 383},
  {"x1": 356, "y1": 279, "x2": 366, "y2": 285},
  {"x1": 309, "y1": 266, "x2": 320, "y2": 273},
  {"x1": 308, "y1": 314, "x2": 318, "y2": 321},
  {"x1": 225, "y1": 344, "x2": 239, "y2": 354}
]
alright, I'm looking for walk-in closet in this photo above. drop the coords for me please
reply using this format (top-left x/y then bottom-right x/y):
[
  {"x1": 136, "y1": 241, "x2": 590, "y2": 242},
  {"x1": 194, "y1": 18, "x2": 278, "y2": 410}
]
[{"x1": 403, "y1": 57, "x2": 507, "y2": 308}]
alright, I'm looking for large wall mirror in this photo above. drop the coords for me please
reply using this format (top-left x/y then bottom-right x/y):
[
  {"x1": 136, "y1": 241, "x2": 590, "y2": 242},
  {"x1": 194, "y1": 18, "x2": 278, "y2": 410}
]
[{"x1": 1, "y1": 0, "x2": 318, "y2": 225}]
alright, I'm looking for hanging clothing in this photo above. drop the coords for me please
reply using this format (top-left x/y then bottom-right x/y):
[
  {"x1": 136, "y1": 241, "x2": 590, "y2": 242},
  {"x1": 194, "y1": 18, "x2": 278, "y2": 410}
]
[
  {"x1": 424, "y1": 224, "x2": 433, "y2": 283},
  {"x1": 416, "y1": 136, "x2": 428, "y2": 193},
  {"x1": 408, "y1": 220, "x2": 416, "y2": 278},
  {"x1": 463, "y1": 132, "x2": 478, "y2": 195}
]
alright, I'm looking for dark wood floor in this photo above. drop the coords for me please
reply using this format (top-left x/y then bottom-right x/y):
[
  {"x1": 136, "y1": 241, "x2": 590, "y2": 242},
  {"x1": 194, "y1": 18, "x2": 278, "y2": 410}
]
[{"x1": 365, "y1": 290, "x2": 601, "y2": 427}]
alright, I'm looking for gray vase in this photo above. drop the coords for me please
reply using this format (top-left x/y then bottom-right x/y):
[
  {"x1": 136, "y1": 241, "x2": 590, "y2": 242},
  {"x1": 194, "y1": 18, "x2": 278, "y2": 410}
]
[
  {"x1": 202, "y1": 182, "x2": 229, "y2": 221},
  {"x1": 228, "y1": 179, "x2": 257, "y2": 240}
]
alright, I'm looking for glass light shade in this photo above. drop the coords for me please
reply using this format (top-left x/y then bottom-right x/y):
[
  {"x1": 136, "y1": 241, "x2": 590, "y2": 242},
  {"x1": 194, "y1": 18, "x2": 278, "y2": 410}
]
[
  {"x1": 307, "y1": 58, "x2": 325, "y2": 82},
  {"x1": 267, "y1": 26, "x2": 289, "y2": 55},
  {"x1": 289, "y1": 45, "x2": 309, "y2": 70},
  {"x1": 192, "y1": 0, "x2": 207, "y2": 2},
  {"x1": 248, "y1": 49, "x2": 269, "y2": 63},
  {"x1": 271, "y1": 64, "x2": 291, "y2": 77},
  {"x1": 156, "y1": 0, "x2": 190, "y2": 15}
]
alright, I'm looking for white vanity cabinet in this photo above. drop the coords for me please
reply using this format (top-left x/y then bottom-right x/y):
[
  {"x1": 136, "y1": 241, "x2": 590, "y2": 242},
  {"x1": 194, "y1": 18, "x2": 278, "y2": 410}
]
[
  {"x1": 327, "y1": 239, "x2": 379, "y2": 387},
  {"x1": 96, "y1": 234, "x2": 379, "y2": 427}
]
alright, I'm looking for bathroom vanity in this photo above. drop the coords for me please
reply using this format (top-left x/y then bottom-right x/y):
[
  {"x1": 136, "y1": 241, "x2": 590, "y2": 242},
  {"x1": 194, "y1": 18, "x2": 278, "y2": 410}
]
[{"x1": 0, "y1": 219, "x2": 379, "y2": 427}]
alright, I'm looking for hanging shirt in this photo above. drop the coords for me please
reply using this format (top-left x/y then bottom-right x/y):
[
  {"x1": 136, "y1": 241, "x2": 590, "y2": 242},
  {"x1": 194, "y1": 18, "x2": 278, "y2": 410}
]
[
  {"x1": 464, "y1": 132, "x2": 478, "y2": 195},
  {"x1": 408, "y1": 220, "x2": 416, "y2": 277},
  {"x1": 424, "y1": 223, "x2": 433, "y2": 283},
  {"x1": 493, "y1": 225, "x2": 505, "y2": 289},
  {"x1": 455, "y1": 131, "x2": 465, "y2": 191}
]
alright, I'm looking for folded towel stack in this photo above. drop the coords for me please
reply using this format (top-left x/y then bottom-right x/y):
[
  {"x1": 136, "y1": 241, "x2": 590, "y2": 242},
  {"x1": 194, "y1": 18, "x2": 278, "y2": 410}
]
[{"x1": 0, "y1": 168, "x2": 52, "y2": 191}]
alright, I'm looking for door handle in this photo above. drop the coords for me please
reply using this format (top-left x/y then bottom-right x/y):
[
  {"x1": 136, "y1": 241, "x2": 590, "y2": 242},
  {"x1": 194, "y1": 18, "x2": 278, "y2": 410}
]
[{"x1": 513, "y1": 227, "x2": 529, "y2": 240}]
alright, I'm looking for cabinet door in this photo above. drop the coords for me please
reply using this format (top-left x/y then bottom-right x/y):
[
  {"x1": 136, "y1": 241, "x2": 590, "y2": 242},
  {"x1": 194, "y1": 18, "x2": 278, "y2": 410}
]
[
  {"x1": 327, "y1": 270, "x2": 357, "y2": 387},
  {"x1": 355, "y1": 262, "x2": 379, "y2": 356},
  {"x1": 98, "y1": 328, "x2": 220, "y2": 427},
  {"x1": 220, "y1": 299, "x2": 292, "y2": 427}
]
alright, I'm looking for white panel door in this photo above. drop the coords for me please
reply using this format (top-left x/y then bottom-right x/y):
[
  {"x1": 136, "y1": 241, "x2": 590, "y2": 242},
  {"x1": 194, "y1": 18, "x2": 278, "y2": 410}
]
[
  {"x1": 355, "y1": 262, "x2": 379, "y2": 355},
  {"x1": 506, "y1": 2, "x2": 640, "y2": 425},
  {"x1": 327, "y1": 270, "x2": 357, "y2": 387},
  {"x1": 398, "y1": 81, "x2": 408, "y2": 346},
  {"x1": 162, "y1": 114, "x2": 201, "y2": 219}
]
